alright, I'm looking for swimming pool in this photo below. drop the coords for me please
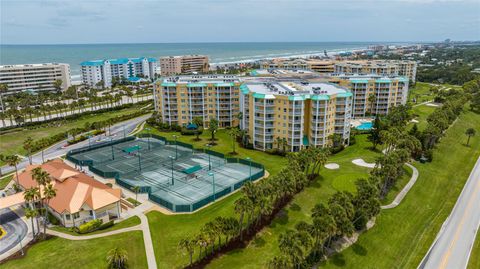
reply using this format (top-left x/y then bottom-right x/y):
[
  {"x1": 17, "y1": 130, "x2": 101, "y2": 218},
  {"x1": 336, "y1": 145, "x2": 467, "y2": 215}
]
[{"x1": 356, "y1": 122, "x2": 373, "y2": 130}]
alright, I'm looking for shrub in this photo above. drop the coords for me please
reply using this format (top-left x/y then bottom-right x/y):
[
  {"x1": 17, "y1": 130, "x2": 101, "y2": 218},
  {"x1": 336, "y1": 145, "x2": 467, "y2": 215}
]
[
  {"x1": 98, "y1": 220, "x2": 114, "y2": 230},
  {"x1": 78, "y1": 219, "x2": 103, "y2": 234},
  {"x1": 48, "y1": 212, "x2": 60, "y2": 225},
  {"x1": 180, "y1": 127, "x2": 203, "y2": 136}
]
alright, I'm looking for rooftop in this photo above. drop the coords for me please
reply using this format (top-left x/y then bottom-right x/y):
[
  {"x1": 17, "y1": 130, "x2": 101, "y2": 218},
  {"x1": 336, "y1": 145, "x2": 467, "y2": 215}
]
[
  {"x1": 241, "y1": 79, "x2": 352, "y2": 100},
  {"x1": 81, "y1": 57, "x2": 157, "y2": 66},
  {"x1": 16, "y1": 159, "x2": 121, "y2": 214},
  {"x1": 158, "y1": 74, "x2": 241, "y2": 85},
  {"x1": 0, "y1": 63, "x2": 69, "y2": 69}
]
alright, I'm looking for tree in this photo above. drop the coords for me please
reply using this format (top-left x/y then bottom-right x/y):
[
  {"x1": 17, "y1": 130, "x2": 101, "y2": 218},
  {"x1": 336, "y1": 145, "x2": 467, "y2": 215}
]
[
  {"x1": 23, "y1": 137, "x2": 34, "y2": 165},
  {"x1": 192, "y1": 116, "x2": 203, "y2": 141},
  {"x1": 53, "y1": 79, "x2": 63, "y2": 92},
  {"x1": 368, "y1": 93, "x2": 377, "y2": 114},
  {"x1": 106, "y1": 247, "x2": 129, "y2": 269},
  {"x1": 208, "y1": 118, "x2": 219, "y2": 144},
  {"x1": 42, "y1": 183, "x2": 56, "y2": 235},
  {"x1": 368, "y1": 116, "x2": 383, "y2": 150},
  {"x1": 465, "y1": 128, "x2": 476, "y2": 146},
  {"x1": 234, "y1": 196, "x2": 252, "y2": 240},
  {"x1": 25, "y1": 207, "x2": 38, "y2": 237},
  {"x1": 227, "y1": 127, "x2": 240, "y2": 154},
  {"x1": 131, "y1": 186, "x2": 140, "y2": 206},
  {"x1": 5, "y1": 155, "x2": 21, "y2": 187},
  {"x1": 178, "y1": 237, "x2": 196, "y2": 266},
  {"x1": 0, "y1": 83, "x2": 7, "y2": 113}
]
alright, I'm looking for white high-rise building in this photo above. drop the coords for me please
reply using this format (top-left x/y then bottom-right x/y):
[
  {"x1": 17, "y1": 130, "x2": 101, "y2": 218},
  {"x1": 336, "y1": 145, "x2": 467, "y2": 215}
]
[
  {"x1": 0, "y1": 63, "x2": 71, "y2": 94},
  {"x1": 80, "y1": 57, "x2": 157, "y2": 88}
]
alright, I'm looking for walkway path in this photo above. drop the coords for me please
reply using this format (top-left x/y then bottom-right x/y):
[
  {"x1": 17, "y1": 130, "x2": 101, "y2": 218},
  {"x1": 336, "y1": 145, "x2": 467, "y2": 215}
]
[
  {"x1": 44, "y1": 204, "x2": 158, "y2": 269},
  {"x1": 381, "y1": 163, "x2": 419, "y2": 209}
]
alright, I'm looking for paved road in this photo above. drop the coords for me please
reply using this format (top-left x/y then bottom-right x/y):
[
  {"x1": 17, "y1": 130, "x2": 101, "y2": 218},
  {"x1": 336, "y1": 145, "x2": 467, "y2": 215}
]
[
  {"x1": 0, "y1": 208, "x2": 27, "y2": 255},
  {"x1": 1, "y1": 114, "x2": 151, "y2": 175},
  {"x1": 419, "y1": 156, "x2": 480, "y2": 269}
]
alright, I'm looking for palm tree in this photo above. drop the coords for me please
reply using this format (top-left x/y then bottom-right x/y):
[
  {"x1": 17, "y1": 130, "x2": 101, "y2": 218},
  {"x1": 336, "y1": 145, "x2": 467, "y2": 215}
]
[
  {"x1": 23, "y1": 137, "x2": 34, "y2": 165},
  {"x1": 5, "y1": 155, "x2": 21, "y2": 187},
  {"x1": 192, "y1": 117, "x2": 203, "y2": 141},
  {"x1": 42, "y1": 183, "x2": 57, "y2": 236},
  {"x1": 208, "y1": 118, "x2": 219, "y2": 144},
  {"x1": 227, "y1": 127, "x2": 240, "y2": 154},
  {"x1": 465, "y1": 128, "x2": 476, "y2": 146},
  {"x1": 178, "y1": 237, "x2": 196, "y2": 266},
  {"x1": 131, "y1": 186, "x2": 140, "y2": 206},
  {"x1": 368, "y1": 93, "x2": 377, "y2": 115},
  {"x1": 106, "y1": 247, "x2": 129, "y2": 269},
  {"x1": 234, "y1": 196, "x2": 252, "y2": 240},
  {"x1": 24, "y1": 207, "x2": 38, "y2": 237},
  {"x1": 23, "y1": 187, "x2": 41, "y2": 236}
]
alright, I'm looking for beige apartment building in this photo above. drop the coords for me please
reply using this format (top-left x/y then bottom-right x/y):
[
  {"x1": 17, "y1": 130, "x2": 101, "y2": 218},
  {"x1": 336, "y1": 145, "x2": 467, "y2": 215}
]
[
  {"x1": 240, "y1": 80, "x2": 352, "y2": 152},
  {"x1": 160, "y1": 55, "x2": 209, "y2": 76},
  {"x1": 334, "y1": 60, "x2": 417, "y2": 82},
  {"x1": 154, "y1": 75, "x2": 241, "y2": 128},
  {"x1": 328, "y1": 74, "x2": 409, "y2": 118},
  {"x1": 0, "y1": 63, "x2": 71, "y2": 94},
  {"x1": 261, "y1": 58, "x2": 335, "y2": 74}
]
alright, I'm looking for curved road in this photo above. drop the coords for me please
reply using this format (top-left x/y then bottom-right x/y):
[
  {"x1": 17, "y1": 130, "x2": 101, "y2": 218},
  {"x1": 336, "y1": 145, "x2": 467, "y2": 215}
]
[
  {"x1": 0, "y1": 209, "x2": 27, "y2": 255},
  {"x1": 419, "y1": 156, "x2": 480, "y2": 269},
  {"x1": 1, "y1": 114, "x2": 150, "y2": 175}
]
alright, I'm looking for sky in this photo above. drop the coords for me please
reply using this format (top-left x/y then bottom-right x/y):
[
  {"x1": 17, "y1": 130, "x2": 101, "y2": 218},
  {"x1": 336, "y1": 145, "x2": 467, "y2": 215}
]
[{"x1": 1, "y1": 0, "x2": 479, "y2": 44}]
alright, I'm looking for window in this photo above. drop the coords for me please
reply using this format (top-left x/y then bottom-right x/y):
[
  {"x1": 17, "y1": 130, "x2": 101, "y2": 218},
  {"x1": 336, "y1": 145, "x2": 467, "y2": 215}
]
[
  {"x1": 73, "y1": 213, "x2": 80, "y2": 219},
  {"x1": 65, "y1": 214, "x2": 71, "y2": 220}
]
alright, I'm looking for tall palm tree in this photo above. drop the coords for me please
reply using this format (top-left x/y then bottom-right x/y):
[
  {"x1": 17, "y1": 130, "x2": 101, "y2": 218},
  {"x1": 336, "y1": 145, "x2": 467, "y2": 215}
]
[
  {"x1": 5, "y1": 155, "x2": 21, "y2": 187},
  {"x1": 131, "y1": 186, "x2": 140, "y2": 206},
  {"x1": 23, "y1": 187, "x2": 41, "y2": 236},
  {"x1": 24, "y1": 207, "x2": 38, "y2": 237},
  {"x1": 227, "y1": 127, "x2": 240, "y2": 154},
  {"x1": 23, "y1": 137, "x2": 34, "y2": 165},
  {"x1": 42, "y1": 183, "x2": 56, "y2": 235},
  {"x1": 234, "y1": 196, "x2": 251, "y2": 240},
  {"x1": 106, "y1": 247, "x2": 128, "y2": 269},
  {"x1": 465, "y1": 128, "x2": 476, "y2": 146},
  {"x1": 178, "y1": 237, "x2": 196, "y2": 266}
]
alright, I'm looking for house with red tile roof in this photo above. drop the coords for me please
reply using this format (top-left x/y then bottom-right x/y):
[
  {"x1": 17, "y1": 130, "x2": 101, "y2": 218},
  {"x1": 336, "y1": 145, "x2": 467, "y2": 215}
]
[{"x1": 16, "y1": 159, "x2": 122, "y2": 227}]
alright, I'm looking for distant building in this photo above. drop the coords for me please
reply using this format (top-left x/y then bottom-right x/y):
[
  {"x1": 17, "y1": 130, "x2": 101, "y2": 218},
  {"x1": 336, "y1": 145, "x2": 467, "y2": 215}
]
[
  {"x1": 240, "y1": 79, "x2": 352, "y2": 152},
  {"x1": 154, "y1": 75, "x2": 241, "y2": 128},
  {"x1": 261, "y1": 58, "x2": 335, "y2": 74},
  {"x1": 0, "y1": 63, "x2": 71, "y2": 94},
  {"x1": 160, "y1": 55, "x2": 209, "y2": 76},
  {"x1": 80, "y1": 57, "x2": 157, "y2": 88},
  {"x1": 328, "y1": 74, "x2": 409, "y2": 118},
  {"x1": 334, "y1": 60, "x2": 417, "y2": 83}
]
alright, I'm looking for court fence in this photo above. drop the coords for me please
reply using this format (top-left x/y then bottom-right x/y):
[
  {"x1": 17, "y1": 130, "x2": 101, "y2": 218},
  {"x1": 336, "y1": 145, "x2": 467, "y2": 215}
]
[{"x1": 66, "y1": 134, "x2": 265, "y2": 213}]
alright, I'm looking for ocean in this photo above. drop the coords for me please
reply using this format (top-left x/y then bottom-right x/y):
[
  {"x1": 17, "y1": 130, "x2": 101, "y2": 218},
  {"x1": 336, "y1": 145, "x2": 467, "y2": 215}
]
[{"x1": 0, "y1": 42, "x2": 402, "y2": 81}]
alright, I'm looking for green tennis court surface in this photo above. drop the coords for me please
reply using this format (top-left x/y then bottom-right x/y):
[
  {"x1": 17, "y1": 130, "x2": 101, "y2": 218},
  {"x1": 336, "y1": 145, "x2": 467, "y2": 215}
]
[{"x1": 67, "y1": 136, "x2": 264, "y2": 212}]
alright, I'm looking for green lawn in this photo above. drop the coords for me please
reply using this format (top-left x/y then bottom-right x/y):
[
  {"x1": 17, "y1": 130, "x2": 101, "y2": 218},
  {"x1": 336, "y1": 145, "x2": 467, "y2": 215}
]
[
  {"x1": 0, "y1": 106, "x2": 147, "y2": 158},
  {"x1": 0, "y1": 231, "x2": 147, "y2": 269},
  {"x1": 0, "y1": 174, "x2": 13, "y2": 190},
  {"x1": 468, "y1": 231, "x2": 480, "y2": 269},
  {"x1": 410, "y1": 104, "x2": 437, "y2": 130},
  {"x1": 206, "y1": 135, "x2": 380, "y2": 268},
  {"x1": 49, "y1": 216, "x2": 141, "y2": 236},
  {"x1": 409, "y1": 82, "x2": 435, "y2": 104},
  {"x1": 319, "y1": 109, "x2": 480, "y2": 269}
]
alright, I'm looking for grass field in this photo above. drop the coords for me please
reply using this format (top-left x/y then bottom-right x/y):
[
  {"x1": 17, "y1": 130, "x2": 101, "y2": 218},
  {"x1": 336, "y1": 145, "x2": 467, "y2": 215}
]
[
  {"x1": 410, "y1": 104, "x2": 437, "y2": 131},
  {"x1": 319, "y1": 109, "x2": 480, "y2": 269},
  {"x1": 0, "y1": 174, "x2": 13, "y2": 190},
  {"x1": 468, "y1": 232, "x2": 480, "y2": 269},
  {"x1": 0, "y1": 231, "x2": 147, "y2": 269},
  {"x1": 468, "y1": 231, "x2": 480, "y2": 269},
  {"x1": 49, "y1": 216, "x2": 141, "y2": 236},
  {"x1": 0, "y1": 106, "x2": 146, "y2": 158},
  {"x1": 409, "y1": 82, "x2": 434, "y2": 104}
]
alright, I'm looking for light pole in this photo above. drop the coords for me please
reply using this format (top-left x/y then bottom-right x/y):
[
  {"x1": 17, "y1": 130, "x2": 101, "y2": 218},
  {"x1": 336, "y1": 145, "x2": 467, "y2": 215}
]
[
  {"x1": 208, "y1": 172, "x2": 215, "y2": 201},
  {"x1": 87, "y1": 135, "x2": 92, "y2": 148},
  {"x1": 146, "y1": 127, "x2": 151, "y2": 150},
  {"x1": 137, "y1": 152, "x2": 141, "y2": 172},
  {"x1": 206, "y1": 144, "x2": 212, "y2": 170},
  {"x1": 123, "y1": 125, "x2": 126, "y2": 138},
  {"x1": 169, "y1": 155, "x2": 175, "y2": 185},
  {"x1": 110, "y1": 137, "x2": 115, "y2": 160},
  {"x1": 245, "y1": 157, "x2": 252, "y2": 180},
  {"x1": 173, "y1": 135, "x2": 178, "y2": 159}
]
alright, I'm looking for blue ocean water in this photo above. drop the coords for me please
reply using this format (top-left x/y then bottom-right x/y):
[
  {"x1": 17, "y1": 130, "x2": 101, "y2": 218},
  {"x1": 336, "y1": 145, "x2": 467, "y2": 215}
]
[{"x1": 0, "y1": 42, "x2": 402, "y2": 79}]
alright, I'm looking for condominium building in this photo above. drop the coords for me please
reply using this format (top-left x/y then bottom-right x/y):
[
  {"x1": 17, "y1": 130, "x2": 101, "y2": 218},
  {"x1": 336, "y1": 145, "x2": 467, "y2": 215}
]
[
  {"x1": 80, "y1": 57, "x2": 157, "y2": 88},
  {"x1": 160, "y1": 55, "x2": 209, "y2": 76},
  {"x1": 261, "y1": 58, "x2": 335, "y2": 74},
  {"x1": 0, "y1": 63, "x2": 71, "y2": 94},
  {"x1": 240, "y1": 79, "x2": 352, "y2": 152},
  {"x1": 328, "y1": 74, "x2": 409, "y2": 118},
  {"x1": 154, "y1": 75, "x2": 241, "y2": 128},
  {"x1": 334, "y1": 60, "x2": 417, "y2": 82}
]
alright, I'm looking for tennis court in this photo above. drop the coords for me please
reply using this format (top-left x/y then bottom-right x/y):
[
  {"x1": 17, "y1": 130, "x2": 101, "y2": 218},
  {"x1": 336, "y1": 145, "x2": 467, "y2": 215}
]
[{"x1": 66, "y1": 136, "x2": 265, "y2": 212}]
